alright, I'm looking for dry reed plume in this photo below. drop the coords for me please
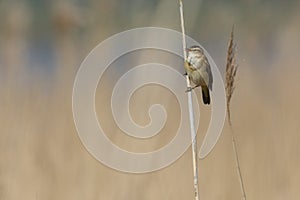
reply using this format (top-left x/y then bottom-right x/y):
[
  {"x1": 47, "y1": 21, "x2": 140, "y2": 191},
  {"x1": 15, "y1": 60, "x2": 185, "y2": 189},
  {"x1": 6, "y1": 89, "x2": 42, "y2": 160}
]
[
  {"x1": 226, "y1": 26, "x2": 238, "y2": 126},
  {"x1": 225, "y1": 26, "x2": 247, "y2": 200}
]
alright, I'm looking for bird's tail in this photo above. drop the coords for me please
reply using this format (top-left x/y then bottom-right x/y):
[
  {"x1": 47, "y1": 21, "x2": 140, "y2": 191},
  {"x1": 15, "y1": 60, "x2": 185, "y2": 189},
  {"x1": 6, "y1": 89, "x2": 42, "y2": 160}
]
[{"x1": 202, "y1": 86, "x2": 210, "y2": 105}]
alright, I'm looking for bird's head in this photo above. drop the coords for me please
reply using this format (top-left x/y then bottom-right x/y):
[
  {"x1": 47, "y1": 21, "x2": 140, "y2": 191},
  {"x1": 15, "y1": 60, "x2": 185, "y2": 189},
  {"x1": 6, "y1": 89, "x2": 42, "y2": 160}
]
[
  {"x1": 186, "y1": 45, "x2": 204, "y2": 53},
  {"x1": 186, "y1": 45, "x2": 204, "y2": 60}
]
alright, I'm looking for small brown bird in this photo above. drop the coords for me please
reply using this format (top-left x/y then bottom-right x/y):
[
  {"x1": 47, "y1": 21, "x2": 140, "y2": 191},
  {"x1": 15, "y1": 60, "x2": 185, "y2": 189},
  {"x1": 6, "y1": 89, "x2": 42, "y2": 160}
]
[{"x1": 184, "y1": 45, "x2": 213, "y2": 105}]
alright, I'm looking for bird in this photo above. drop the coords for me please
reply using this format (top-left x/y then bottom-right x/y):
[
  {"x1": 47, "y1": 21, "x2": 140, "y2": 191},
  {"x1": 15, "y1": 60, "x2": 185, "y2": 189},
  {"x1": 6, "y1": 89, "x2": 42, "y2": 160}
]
[{"x1": 184, "y1": 45, "x2": 213, "y2": 105}]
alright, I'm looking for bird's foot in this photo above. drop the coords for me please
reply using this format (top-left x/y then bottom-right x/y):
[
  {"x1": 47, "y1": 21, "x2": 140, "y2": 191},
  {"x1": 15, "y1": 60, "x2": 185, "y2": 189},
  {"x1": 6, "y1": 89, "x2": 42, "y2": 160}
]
[{"x1": 185, "y1": 87, "x2": 192, "y2": 93}]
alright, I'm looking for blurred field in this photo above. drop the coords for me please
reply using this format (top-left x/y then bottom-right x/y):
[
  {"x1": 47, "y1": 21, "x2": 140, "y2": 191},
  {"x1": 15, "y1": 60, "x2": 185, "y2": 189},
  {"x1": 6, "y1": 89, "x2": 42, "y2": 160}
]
[{"x1": 1, "y1": 0, "x2": 300, "y2": 199}]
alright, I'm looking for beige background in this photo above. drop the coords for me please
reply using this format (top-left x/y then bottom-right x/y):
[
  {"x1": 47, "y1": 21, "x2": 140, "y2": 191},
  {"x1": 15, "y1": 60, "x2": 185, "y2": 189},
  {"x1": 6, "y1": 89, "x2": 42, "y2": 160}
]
[{"x1": 1, "y1": 0, "x2": 300, "y2": 199}]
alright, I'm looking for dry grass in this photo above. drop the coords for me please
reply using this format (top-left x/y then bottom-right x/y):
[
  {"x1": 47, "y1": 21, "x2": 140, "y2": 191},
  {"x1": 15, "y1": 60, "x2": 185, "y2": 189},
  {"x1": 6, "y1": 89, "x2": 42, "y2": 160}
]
[
  {"x1": 225, "y1": 26, "x2": 247, "y2": 200},
  {"x1": 1, "y1": 40, "x2": 300, "y2": 200},
  {"x1": 226, "y1": 26, "x2": 238, "y2": 126},
  {"x1": 1, "y1": 1, "x2": 300, "y2": 200}
]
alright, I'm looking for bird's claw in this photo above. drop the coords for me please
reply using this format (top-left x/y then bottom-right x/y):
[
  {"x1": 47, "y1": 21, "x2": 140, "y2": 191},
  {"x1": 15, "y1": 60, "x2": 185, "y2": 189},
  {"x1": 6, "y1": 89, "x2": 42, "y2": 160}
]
[{"x1": 185, "y1": 87, "x2": 192, "y2": 93}]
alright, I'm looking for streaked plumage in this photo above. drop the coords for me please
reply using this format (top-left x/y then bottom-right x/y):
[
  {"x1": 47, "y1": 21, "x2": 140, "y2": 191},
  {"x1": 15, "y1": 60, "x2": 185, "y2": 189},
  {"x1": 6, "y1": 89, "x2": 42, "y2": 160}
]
[{"x1": 184, "y1": 45, "x2": 213, "y2": 105}]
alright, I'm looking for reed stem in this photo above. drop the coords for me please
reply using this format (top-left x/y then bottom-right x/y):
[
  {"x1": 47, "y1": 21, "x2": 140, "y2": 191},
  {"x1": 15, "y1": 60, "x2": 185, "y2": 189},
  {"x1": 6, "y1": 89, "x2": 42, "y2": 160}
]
[{"x1": 179, "y1": 1, "x2": 200, "y2": 199}]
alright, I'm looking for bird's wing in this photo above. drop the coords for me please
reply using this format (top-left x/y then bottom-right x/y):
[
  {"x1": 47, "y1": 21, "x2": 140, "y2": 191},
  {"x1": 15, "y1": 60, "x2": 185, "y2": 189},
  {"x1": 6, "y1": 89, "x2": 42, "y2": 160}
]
[{"x1": 204, "y1": 56, "x2": 213, "y2": 90}]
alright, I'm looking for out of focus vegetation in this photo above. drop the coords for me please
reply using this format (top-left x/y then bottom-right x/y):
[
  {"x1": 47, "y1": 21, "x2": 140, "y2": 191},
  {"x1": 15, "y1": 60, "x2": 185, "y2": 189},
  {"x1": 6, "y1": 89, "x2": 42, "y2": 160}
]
[{"x1": 1, "y1": 0, "x2": 300, "y2": 199}]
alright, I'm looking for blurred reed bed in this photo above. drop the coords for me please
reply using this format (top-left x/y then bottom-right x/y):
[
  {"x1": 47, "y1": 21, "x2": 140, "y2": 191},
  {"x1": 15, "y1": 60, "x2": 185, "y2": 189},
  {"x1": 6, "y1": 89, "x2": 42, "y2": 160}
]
[
  {"x1": 0, "y1": 2, "x2": 85, "y2": 199},
  {"x1": 0, "y1": 0, "x2": 300, "y2": 200}
]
